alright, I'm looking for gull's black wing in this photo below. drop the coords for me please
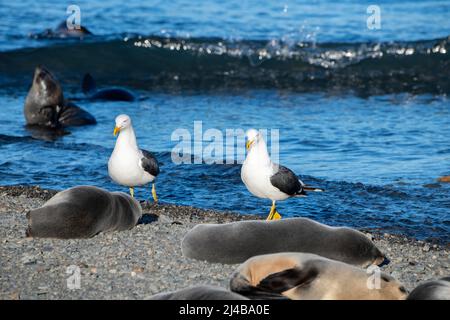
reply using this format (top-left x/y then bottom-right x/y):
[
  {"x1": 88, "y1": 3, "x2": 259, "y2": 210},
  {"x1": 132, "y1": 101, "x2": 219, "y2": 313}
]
[
  {"x1": 270, "y1": 165, "x2": 305, "y2": 196},
  {"x1": 140, "y1": 149, "x2": 160, "y2": 177}
]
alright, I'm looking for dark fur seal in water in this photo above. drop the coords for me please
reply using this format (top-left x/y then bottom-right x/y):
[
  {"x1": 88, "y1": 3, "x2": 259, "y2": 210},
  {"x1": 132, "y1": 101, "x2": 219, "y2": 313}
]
[
  {"x1": 230, "y1": 252, "x2": 407, "y2": 300},
  {"x1": 82, "y1": 74, "x2": 135, "y2": 102},
  {"x1": 149, "y1": 285, "x2": 249, "y2": 300},
  {"x1": 26, "y1": 186, "x2": 142, "y2": 239},
  {"x1": 181, "y1": 218, "x2": 386, "y2": 267},
  {"x1": 407, "y1": 277, "x2": 450, "y2": 300},
  {"x1": 31, "y1": 21, "x2": 92, "y2": 39},
  {"x1": 24, "y1": 66, "x2": 96, "y2": 128}
]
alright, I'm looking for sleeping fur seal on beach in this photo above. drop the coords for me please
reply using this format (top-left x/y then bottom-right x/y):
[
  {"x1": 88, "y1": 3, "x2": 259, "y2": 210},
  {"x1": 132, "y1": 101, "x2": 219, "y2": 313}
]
[
  {"x1": 407, "y1": 277, "x2": 450, "y2": 300},
  {"x1": 181, "y1": 218, "x2": 385, "y2": 267},
  {"x1": 82, "y1": 73, "x2": 135, "y2": 102},
  {"x1": 230, "y1": 252, "x2": 407, "y2": 300},
  {"x1": 149, "y1": 285, "x2": 249, "y2": 300},
  {"x1": 26, "y1": 186, "x2": 142, "y2": 239},
  {"x1": 24, "y1": 66, "x2": 96, "y2": 128}
]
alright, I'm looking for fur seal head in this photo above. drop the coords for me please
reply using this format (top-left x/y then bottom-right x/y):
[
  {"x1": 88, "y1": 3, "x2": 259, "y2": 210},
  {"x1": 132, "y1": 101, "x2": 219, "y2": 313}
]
[
  {"x1": 24, "y1": 66, "x2": 64, "y2": 127},
  {"x1": 29, "y1": 66, "x2": 63, "y2": 107}
]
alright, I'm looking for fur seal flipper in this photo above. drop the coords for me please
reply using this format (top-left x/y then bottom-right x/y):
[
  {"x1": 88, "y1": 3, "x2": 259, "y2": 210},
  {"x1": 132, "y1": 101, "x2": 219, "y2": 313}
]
[
  {"x1": 149, "y1": 285, "x2": 249, "y2": 300},
  {"x1": 181, "y1": 218, "x2": 385, "y2": 267},
  {"x1": 24, "y1": 66, "x2": 96, "y2": 128},
  {"x1": 58, "y1": 101, "x2": 96, "y2": 126},
  {"x1": 26, "y1": 186, "x2": 141, "y2": 239}
]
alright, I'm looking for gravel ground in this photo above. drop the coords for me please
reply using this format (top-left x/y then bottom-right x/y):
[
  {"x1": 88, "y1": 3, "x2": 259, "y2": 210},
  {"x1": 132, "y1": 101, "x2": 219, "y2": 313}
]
[{"x1": 0, "y1": 185, "x2": 448, "y2": 300}]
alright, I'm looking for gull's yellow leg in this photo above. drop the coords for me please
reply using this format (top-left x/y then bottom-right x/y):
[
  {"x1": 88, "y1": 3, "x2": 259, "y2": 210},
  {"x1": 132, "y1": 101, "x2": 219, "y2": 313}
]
[
  {"x1": 151, "y1": 183, "x2": 158, "y2": 203},
  {"x1": 129, "y1": 187, "x2": 134, "y2": 198},
  {"x1": 266, "y1": 200, "x2": 281, "y2": 221}
]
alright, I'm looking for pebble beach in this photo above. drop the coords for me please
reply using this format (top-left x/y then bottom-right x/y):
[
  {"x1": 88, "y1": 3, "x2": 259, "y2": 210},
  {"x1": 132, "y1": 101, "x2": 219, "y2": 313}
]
[{"x1": 0, "y1": 185, "x2": 448, "y2": 300}]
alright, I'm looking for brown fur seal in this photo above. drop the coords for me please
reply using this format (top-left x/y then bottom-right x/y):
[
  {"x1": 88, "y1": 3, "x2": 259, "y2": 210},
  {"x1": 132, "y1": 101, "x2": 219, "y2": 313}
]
[
  {"x1": 181, "y1": 218, "x2": 385, "y2": 267},
  {"x1": 149, "y1": 285, "x2": 249, "y2": 300},
  {"x1": 24, "y1": 66, "x2": 96, "y2": 128},
  {"x1": 438, "y1": 176, "x2": 450, "y2": 183},
  {"x1": 407, "y1": 277, "x2": 450, "y2": 300},
  {"x1": 230, "y1": 252, "x2": 407, "y2": 300},
  {"x1": 26, "y1": 186, "x2": 141, "y2": 239}
]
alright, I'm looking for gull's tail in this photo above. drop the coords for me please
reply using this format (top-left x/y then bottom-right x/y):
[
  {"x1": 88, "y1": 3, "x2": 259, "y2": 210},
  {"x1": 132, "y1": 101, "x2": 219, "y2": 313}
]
[
  {"x1": 303, "y1": 186, "x2": 324, "y2": 192},
  {"x1": 295, "y1": 185, "x2": 324, "y2": 197}
]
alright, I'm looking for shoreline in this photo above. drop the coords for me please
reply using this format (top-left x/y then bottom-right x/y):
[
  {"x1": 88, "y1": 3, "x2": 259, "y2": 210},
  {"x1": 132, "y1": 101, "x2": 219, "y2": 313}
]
[{"x1": 0, "y1": 185, "x2": 448, "y2": 299}]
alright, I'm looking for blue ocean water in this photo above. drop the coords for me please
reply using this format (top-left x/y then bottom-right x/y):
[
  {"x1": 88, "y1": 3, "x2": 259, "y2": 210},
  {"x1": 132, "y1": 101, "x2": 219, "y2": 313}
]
[{"x1": 0, "y1": 0, "x2": 449, "y2": 242}]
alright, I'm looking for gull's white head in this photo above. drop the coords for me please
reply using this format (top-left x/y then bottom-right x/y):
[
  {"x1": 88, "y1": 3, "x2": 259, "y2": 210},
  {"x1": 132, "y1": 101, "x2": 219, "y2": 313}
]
[
  {"x1": 245, "y1": 128, "x2": 261, "y2": 150},
  {"x1": 113, "y1": 114, "x2": 132, "y2": 136}
]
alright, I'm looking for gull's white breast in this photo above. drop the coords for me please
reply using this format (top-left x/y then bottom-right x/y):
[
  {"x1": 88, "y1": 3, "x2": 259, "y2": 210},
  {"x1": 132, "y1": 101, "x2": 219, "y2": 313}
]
[
  {"x1": 241, "y1": 157, "x2": 290, "y2": 201},
  {"x1": 108, "y1": 148, "x2": 154, "y2": 187}
]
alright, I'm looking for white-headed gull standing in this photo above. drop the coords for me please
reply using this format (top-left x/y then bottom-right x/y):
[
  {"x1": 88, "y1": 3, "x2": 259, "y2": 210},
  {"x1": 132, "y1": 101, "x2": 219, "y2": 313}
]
[
  {"x1": 241, "y1": 129, "x2": 323, "y2": 220},
  {"x1": 108, "y1": 114, "x2": 160, "y2": 202}
]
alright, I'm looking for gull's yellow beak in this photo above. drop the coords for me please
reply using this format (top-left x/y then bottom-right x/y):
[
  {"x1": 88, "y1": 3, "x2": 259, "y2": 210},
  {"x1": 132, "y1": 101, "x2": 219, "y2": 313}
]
[
  {"x1": 113, "y1": 126, "x2": 120, "y2": 136},
  {"x1": 246, "y1": 139, "x2": 254, "y2": 150}
]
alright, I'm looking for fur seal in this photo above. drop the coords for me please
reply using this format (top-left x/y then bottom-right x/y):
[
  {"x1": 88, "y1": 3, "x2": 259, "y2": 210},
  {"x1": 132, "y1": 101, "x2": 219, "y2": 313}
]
[
  {"x1": 82, "y1": 74, "x2": 135, "y2": 102},
  {"x1": 24, "y1": 66, "x2": 96, "y2": 128},
  {"x1": 26, "y1": 186, "x2": 142, "y2": 239},
  {"x1": 181, "y1": 218, "x2": 385, "y2": 267},
  {"x1": 438, "y1": 176, "x2": 450, "y2": 183},
  {"x1": 32, "y1": 21, "x2": 92, "y2": 39},
  {"x1": 230, "y1": 252, "x2": 407, "y2": 300},
  {"x1": 407, "y1": 277, "x2": 450, "y2": 300},
  {"x1": 149, "y1": 285, "x2": 249, "y2": 300},
  {"x1": 53, "y1": 21, "x2": 92, "y2": 38}
]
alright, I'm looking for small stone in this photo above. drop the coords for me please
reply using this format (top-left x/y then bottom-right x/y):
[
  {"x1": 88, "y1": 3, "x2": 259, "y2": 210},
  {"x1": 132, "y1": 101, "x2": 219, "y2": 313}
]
[
  {"x1": 21, "y1": 255, "x2": 37, "y2": 265},
  {"x1": 10, "y1": 292, "x2": 19, "y2": 300},
  {"x1": 90, "y1": 267, "x2": 97, "y2": 274},
  {"x1": 423, "y1": 244, "x2": 430, "y2": 252},
  {"x1": 132, "y1": 267, "x2": 144, "y2": 273}
]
